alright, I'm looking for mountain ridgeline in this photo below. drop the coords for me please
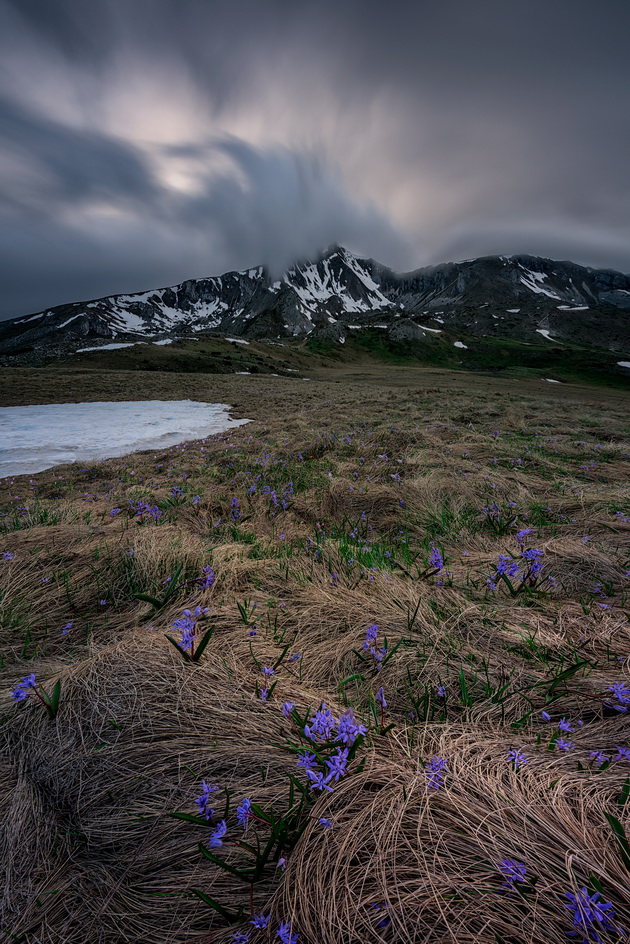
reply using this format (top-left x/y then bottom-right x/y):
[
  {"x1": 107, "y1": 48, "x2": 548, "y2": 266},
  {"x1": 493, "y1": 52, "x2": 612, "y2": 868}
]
[{"x1": 1, "y1": 246, "x2": 629, "y2": 361}]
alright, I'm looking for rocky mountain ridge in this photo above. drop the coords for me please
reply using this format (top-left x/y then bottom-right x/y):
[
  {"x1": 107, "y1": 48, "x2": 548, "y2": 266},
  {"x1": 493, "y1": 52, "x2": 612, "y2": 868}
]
[{"x1": 1, "y1": 246, "x2": 629, "y2": 359}]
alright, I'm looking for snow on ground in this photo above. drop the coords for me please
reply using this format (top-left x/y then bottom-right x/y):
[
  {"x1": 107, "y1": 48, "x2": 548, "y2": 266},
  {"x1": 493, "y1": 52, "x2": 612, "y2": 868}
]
[
  {"x1": 76, "y1": 342, "x2": 144, "y2": 353},
  {"x1": 418, "y1": 325, "x2": 442, "y2": 333},
  {"x1": 545, "y1": 378, "x2": 561, "y2": 383},
  {"x1": 536, "y1": 329, "x2": 559, "y2": 342},
  {"x1": 225, "y1": 338, "x2": 250, "y2": 344},
  {"x1": 453, "y1": 341, "x2": 468, "y2": 349},
  {"x1": 153, "y1": 339, "x2": 173, "y2": 345},
  {"x1": 557, "y1": 305, "x2": 589, "y2": 311},
  {"x1": 0, "y1": 401, "x2": 250, "y2": 478},
  {"x1": 506, "y1": 309, "x2": 520, "y2": 313},
  {"x1": 618, "y1": 362, "x2": 630, "y2": 369}
]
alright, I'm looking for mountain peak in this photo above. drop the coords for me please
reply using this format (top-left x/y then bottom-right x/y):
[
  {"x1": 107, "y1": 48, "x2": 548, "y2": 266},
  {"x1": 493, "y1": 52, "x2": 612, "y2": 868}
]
[{"x1": 1, "y1": 250, "x2": 629, "y2": 362}]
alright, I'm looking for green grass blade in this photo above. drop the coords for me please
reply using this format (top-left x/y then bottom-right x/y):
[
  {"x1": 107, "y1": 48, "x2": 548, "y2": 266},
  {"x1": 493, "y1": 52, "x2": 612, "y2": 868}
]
[
  {"x1": 198, "y1": 843, "x2": 254, "y2": 881},
  {"x1": 164, "y1": 635, "x2": 191, "y2": 660},
  {"x1": 189, "y1": 888, "x2": 241, "y2": 922},
  {"x1": 191, "y1": 627, "x2": 215, "y2": 662},
  {"x1": 604, "y1": 812, "x2": 630, "y2": 872}
]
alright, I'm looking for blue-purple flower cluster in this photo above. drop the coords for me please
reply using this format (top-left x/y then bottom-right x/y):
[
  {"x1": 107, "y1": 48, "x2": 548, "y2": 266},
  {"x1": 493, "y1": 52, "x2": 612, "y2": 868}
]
[
  {"x1": 291, "y1": 702, "x2": 367, "y2": 793},
  {"x1": 605, "y1": 682, "x2": 630, "y2": 713},
  {"x1": 128, "y1": 499, "x2": 161, "y2": 521},
  {"x1": 362, "y1": 624, "x2": 387, "y2": 671},
  {"x1": 10, "y1": 673, "x2": 37, "y2": 702},
  {"x1": 172, "y1": 605, "x2": 209, "y2": 653},
  {"x1": 425, "y1": 755, "x2": 448, "y2": 790},
  {"x1": 565, "y1": 886, "x2": 624, "y2": 943},
  {"x1": 197, "y1": 565, "x2": 215, "y2": 589},
  {"x1": 486, "y1": 544, "x2": 552, "y2": 592}
]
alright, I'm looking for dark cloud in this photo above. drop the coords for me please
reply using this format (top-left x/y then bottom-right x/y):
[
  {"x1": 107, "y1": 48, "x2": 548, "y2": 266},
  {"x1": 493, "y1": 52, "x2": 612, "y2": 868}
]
[
  {"x1": 0, "y1": 0, "x2": 629, "y2": 318},
  {"x1": 0, "y1": 96, "x2": 160, "y2": 211}
]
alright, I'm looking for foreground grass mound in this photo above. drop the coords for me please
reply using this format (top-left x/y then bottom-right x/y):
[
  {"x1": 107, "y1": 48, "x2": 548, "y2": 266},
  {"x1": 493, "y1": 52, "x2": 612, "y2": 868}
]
[{"x1": 1, "y1": 368, "x2": 630, "y2": 944}]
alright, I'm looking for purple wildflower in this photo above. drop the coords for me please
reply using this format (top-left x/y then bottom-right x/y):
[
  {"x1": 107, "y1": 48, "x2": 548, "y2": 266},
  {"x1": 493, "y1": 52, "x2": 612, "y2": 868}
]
[
  {"x1": 556, "y1": 738, "x2": 574, "y2": 751},
  {"x1": 498, "y1": 858, "x2": 527, "y2": 888},
  {"x1": 262, "y1": 666, "x2": 275, "y2": 677},
  {"x1": 428, "y1": 543, "x2": 444, "y2": 571},
  {"x1": 506, "y1": 749, "x2": 529, "y2": 770},
  {"x1": 521, "y1": 547, "x2": 545, "y2": 580},
  {"x1": 426, "y1": 755, "x2": 448, "y2": 790},
  {"x1": 208, "y1": 819, "x2": 227, "y2": 848},
  {"x1": 565, "y1": 887, "x2": 622, "y2": 942},
  {"x1": 558, "y1": 718, "x2": 574, "y2": 732},
  {"x1": 318, "y1": 817, "x2": 334, "y2": 829},
  {"x1": 607, "y1": 682, "x2": 630, "y2": 711},
  {"x1": 541, "y1": 710, "x2": 552, "y2": 721},
  {"x1": 235, "y1": 798, "x2": 252, "y2": 829},
  {"x1": 198, "y1": 565, "x2": 215, "y2": 589},
  {"x1": 589, "y1": 751, "x2": 610, "y2": 768},
  {"x1": 231, "y1": 933, "x2": 251, "y2": 944},
  {"x1": 304, "y1": 704, "x2": 337, "y2": 743},
  {"x1": 515, "y1": 528, "x2": 534, "y2": 545},
  {"x1": 282, "y1": 701, "x2": 296, "y2": 717},
  {"x1": 336, "y1": 708, "x2": 367, "y2": 745},
  {"x1": 277, "y1": 921, "x2": 299, "y2": 944},
  {"x1": 260, "y1": 687, "x2": 269, "y2": 702},
  {"x1": 250, "y1": 914, "x2": 270, "y2": 929},
  {"x1": 496, "y1": 555, "x2": 520, "y2": 578},
  {"x1": 296, "y1": 752, "x2": 318, "y2": 772},
  {"x1": 195, "y1": 781, "x2": 218, "y2": 820},
  {"x1": 613, "y1": 745, "x2": 630, "y2": 762},
  {"x1": 2, "y1": 551, "x2": 15, "y2": 561},
  {"x1": 376, "y1": 686, "x2": 387, "y2": 709},
  {"x1": 11, "y1": 687, "x2": 30, "y2": 702},
  {"x1": 325, "y1": 748, "x2": 349, "y2": 782},
  {"x1": 305, "y1": 769, "x2": 334, "y2": 792}
]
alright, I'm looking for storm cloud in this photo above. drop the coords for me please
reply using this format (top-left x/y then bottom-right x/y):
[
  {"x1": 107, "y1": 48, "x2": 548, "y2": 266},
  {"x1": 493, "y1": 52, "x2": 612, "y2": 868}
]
[{"x1": 0, "y1": 0, "x2": 629, "y2": 318}]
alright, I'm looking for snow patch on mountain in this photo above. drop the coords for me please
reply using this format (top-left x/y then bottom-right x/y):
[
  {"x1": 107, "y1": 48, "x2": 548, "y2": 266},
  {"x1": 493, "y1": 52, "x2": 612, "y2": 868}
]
[{"x1": 518, "y1": 266, "x2": 561, "y2": 300}]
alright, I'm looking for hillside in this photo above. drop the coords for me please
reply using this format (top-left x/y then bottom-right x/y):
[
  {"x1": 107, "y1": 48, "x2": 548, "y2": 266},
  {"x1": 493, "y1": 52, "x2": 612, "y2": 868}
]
[{"x1": 1, "y1": 249, "x2": 629, "y2": 374}]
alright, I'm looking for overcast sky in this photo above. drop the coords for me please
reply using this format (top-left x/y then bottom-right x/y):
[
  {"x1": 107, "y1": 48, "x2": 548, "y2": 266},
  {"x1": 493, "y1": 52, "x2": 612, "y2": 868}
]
[{"x1": 1, "y1": 0, "x2": 629, "y2": 319}]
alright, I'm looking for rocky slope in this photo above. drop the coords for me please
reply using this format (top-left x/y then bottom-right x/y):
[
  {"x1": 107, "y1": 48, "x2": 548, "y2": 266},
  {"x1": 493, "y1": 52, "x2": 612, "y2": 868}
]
[{"x1": 1, "y1": 246, "x2": 629, "y2": 359}]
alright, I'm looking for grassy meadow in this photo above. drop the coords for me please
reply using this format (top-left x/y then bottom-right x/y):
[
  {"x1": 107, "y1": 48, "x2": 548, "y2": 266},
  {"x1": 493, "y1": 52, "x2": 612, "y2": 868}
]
[{"x1": 1, "y1": 365, "x2": 630, "y2": 944}]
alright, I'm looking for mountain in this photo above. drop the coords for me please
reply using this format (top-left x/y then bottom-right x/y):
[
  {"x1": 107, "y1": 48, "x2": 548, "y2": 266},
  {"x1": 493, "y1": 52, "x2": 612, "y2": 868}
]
[{"x1": 1, "y1": 246, "x2": 629, "y2": 360}]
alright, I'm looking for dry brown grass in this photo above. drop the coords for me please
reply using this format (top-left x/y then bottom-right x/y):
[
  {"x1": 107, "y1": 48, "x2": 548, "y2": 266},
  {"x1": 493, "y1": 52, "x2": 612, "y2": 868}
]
[{"x1": 1, "y1": 366, "x2": 630, "y2": 943}]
